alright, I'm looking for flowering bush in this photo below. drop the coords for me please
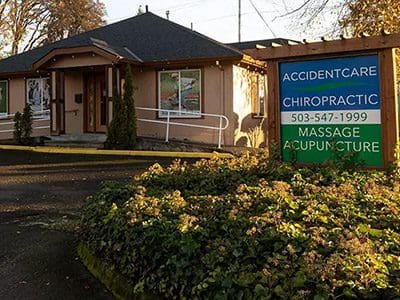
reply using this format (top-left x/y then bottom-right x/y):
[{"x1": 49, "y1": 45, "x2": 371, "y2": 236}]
[{"x1": 81, "y1": 152, "x2": 400, "y2": 299}]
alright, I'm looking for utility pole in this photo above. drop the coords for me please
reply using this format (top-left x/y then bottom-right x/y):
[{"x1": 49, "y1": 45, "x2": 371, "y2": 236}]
[{"x1": 238, "y1": 0, "x2": 241, "y2": 42}]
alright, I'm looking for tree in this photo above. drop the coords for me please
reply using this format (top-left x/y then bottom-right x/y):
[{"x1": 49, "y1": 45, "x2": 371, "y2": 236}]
[
  {"x1": 6, "y1": 0, "x2": 48, "y2": 55},
  {"x1": 0, "y1": 0, "x2": 106, "y2": 56},
  {"x1": 278, "y1": 0, "x2": 400, "y2": 38},
  {"x1": 279, "y1": 0, "x2": 400, "y2": 72},
  {"x1": 340, "y1": 0, "x2": 400, "y2": 36},
  {"x1": 123, "y1": 65, "x2": 137, "y2": 148},
  {"x1": 0, "y1": 0, "x2": 11, "y2": 55},
  {"x1": 42, "y1": 0, "x2": 106, "y2": 44},
  {"x1": 340, "y1": 0, "x2": 400, "y2": 73},
  {"x1": 275, "y1": 0, "x2": 347, "y2": 37}
]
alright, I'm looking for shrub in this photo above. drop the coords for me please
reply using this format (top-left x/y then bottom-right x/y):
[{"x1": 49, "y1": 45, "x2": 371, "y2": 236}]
[
  {"x1": 13, "y1": 105, "x2": 33, "y2": 145},
  {"x1": 81, "y1": 152, "x2": 400, "y2": 299},
  {"x1": 21, "y1": 104, "x2": 33, "y2": 144},
  {"x1": 13, "y1": 111, "x2": 23, "y2": 144}
]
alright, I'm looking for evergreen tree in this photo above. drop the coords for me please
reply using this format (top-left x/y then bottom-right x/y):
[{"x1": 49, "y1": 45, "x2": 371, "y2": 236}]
[
  {"x1": 106, "y1": 64, "x2": 137, "y2": 149},
  {"x1": 123, "y1": 65, "x2": 137, "y2": 148},
  {"x1": 106, "y1": 87, "x2": 127, "y2": 148}
]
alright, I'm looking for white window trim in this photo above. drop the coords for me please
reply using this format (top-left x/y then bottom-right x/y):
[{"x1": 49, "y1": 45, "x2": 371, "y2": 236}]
[
  {"x1": 158, "y1": 69, "x2": 202, "y2": 118},
  {"x1": 26, "y1": 77, "x2": 50, "y2": 113},
  {"x1": 0, "y1": 80, "x2": 8, "y2": 117}
]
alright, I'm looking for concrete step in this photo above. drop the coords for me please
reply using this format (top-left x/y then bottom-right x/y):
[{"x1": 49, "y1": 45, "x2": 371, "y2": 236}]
[
  {"x1": 43, "y1": 134, "x2": 106, "y2": 149},
  {"x1": 43, "y1": 142, "x2": 105, "y2": 149},
  {"x1": 45, "y1": 134, "x2": 107, "y2": 143}
]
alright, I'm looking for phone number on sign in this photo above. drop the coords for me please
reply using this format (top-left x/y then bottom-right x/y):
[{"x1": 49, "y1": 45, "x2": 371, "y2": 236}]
[{"x1": 290, "y1": 112, "x2": 368, "y2": 123}]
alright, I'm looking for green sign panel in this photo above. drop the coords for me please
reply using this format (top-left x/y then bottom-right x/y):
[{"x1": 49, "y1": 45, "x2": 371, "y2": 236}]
[
  {"x1": 0, "y1": 81, "x2": 6, "y2": 114},
  {"x1": 279, "y1": 55, "x2": 383, "y2": 167}
]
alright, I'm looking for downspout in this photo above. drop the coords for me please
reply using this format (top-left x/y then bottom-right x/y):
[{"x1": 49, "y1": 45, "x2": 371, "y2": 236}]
[{"x1": 218, "y1": 62, "x2": 225, "y2": 147}]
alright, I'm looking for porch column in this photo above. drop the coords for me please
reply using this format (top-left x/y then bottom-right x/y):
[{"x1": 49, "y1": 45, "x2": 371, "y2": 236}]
[{"x1": 50, "y1": 70, "x2": 65, "y2": 135}]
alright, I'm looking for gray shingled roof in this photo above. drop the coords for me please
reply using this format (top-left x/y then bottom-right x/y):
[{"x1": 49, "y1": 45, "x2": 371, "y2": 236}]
[{"x1": 0, "y1": 12, "x2": 244, "y2": 74}]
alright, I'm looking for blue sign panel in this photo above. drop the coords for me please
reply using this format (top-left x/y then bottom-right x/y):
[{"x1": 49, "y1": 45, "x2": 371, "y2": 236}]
[
  {"x1": 280, "y1": 55, "x2": 380, "y2": 112},
  {"x1": 279, "y1": 55, "x2": 383, "y2": 167}
]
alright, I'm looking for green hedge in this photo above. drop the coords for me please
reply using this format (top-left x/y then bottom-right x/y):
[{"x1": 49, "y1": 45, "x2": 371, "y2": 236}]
[{"x1": 81, "y1": 152, "x2": 400, "y2": 299}]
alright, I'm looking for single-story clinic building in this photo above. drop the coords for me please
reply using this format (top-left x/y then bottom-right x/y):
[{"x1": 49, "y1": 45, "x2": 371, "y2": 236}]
[{"x1": 0, "y1": 10, "x2": 289, "y2": 148}]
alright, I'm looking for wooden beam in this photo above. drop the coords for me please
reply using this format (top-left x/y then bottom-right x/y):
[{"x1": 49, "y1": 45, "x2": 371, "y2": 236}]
[
  {"x1": 266, "y1": 60, "x2": 280, "y2": 148},
  {"x1": 244, "y1": 33, "x2": 400, "y2": 60},
  {"x1": 379, "y1": 48, "x2": 399, "y2": 167}
]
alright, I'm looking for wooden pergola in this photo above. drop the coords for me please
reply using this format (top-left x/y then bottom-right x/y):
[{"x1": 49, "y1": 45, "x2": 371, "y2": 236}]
[{"x1": 245, "y1": 33, "x2": 400, "y2": 168}]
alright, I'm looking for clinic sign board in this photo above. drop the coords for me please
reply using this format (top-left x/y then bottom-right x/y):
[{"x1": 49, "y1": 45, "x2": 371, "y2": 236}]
[{"x1": 279, "y1": 55, "x2": 383, "y2": 167}]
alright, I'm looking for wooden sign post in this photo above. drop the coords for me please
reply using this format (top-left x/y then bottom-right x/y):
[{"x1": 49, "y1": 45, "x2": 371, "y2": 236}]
[{"x1": 246, "y1": 34, "x2": 400, "y2": 169}]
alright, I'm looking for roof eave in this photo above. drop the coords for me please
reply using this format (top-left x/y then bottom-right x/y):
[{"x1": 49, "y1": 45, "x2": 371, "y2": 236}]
[
  {"x1": 32, "y1": 45, "x2": 137, "y2": 70},
  {"x1": 0, "y1": 70, "x2": 50, "y2": 78},
  {"x1": 140, "y1": 55, "x2": 245, "y2": 67}
]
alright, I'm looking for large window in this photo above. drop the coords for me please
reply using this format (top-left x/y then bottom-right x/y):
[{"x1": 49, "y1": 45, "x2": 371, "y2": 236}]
[
  {"x1": 0, "y1": 80, "x2": 7, "y2": 116},
  {"x1": 158, "y1": 69, "x2": 201, "y2": 117},
  {"x1": 251, "y1": 74, "x2": 267, "y2": 117},
  {"x1": 26, "y1": 78, "x2": 51, "y2": 113}
]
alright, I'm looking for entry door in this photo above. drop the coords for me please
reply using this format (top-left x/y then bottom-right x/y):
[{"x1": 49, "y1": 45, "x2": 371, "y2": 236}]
[{"x1": 85, "y1": 72, "x2": 107, "y2": 133}]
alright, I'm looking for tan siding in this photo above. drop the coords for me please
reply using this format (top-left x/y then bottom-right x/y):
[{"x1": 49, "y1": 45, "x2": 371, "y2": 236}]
[
  {"x1": 134, "y1": 64, "x2": 235, "y2": 146},
  {"x1": 9, "y1": 78, "x2": 25, "y2": 114},
  {"x1": 0, "y1": 78, "x2": 50, "y2": 140},
  {"x1": 47, "y1": 53, "x2": 112, "y2": 69}
]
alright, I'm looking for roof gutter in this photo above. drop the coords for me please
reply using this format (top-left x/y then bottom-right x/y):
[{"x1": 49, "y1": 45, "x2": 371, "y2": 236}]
[
  {"x1": 0, "y1": 70, "x2": 50, "y2": 79},
  {"x1": 140, "y1": 55, "x2": 244, "y2": 68}
]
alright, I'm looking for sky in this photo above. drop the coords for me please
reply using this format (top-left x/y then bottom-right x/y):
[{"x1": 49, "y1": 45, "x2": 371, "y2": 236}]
[{"x1": 102, "y1": 0, "x2": 313, "y2": 43}]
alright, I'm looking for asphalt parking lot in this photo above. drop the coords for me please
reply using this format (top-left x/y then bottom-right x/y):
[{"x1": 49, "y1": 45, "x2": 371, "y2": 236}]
[{"x1": 0, "y1": 149, "x2": 173, "y2": 300}]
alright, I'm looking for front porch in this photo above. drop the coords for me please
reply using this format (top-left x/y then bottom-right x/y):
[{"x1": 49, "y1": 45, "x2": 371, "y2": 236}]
[
  {"x1": 47, "y1": 69, "x2": 121, "y2": 137},
  {"x1": 32, "y1": 44, "x2": 134, "y2": 137}
]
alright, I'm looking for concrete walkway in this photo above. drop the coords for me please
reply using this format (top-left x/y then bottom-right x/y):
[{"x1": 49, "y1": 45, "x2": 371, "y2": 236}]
[{"x1": 0, "y1": 149, "x2": 174, "y2": 300}]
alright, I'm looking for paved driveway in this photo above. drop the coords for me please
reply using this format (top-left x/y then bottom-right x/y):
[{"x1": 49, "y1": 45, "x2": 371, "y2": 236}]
[{"x1": 0, "y1": 150, "x2": 172, "y2": 300}]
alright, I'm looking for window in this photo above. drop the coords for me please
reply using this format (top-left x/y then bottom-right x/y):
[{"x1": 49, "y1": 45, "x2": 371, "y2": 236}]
[
  {"x1": 251, "y1": 74, "x2": 267, "y2": 117},
  {"x1": 26, "y1": 77, "x2": 51, "y2": 113},
  {"x1": 0, "y1": 80, "x2": 7, "y2": 116},
  {"x1": 158, "y1": 69, "x2": 201, "y2": 117}
]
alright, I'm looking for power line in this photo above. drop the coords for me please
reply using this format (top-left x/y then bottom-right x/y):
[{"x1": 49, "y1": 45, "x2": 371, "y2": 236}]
[
  {"x1": 106, "y1": 0, "x2": 279, "y2": 40},
  {"x1": 193, "y1": 10, "x2": 277, "y2": 24},
  {"x1": 153, "y1": 0, "x2": 204, "y2": 13},
  {"x1": 248, "y1": 0, "x2": 277, "y2": 37}
]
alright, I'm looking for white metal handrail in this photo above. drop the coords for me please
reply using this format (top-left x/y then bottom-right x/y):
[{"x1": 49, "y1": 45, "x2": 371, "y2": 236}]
[
  {"x1": 136, "y1": 107, "x2": 229, "y2": 148},
  {"x1": 0, "y1": 110, "x2": 50, "y2": 133}
]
